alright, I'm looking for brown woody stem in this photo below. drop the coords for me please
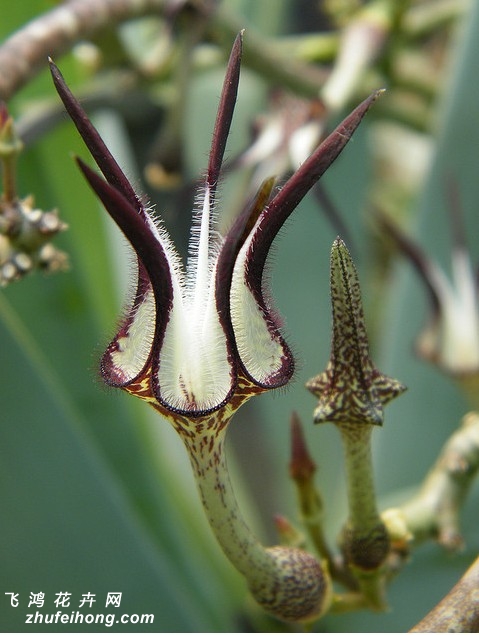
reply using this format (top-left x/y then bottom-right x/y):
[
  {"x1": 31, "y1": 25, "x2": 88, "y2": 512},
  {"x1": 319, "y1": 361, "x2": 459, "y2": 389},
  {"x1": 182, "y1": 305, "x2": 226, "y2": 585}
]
[
  {"x1": 410, "y1": 555, "x2": 479, "y2": 632},
  {"x1": 0, "y1": 0, "x2": 168, "y2": 101},
  {"x1": 0, "y1": 0, "x2": 326, "y2": 103}
]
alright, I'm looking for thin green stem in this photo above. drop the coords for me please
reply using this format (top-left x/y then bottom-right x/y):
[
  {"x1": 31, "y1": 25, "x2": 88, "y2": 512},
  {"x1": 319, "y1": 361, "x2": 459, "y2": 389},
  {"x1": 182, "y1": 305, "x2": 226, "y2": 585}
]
[
  {"x1": 179, "y1": 424, "x2": 331, "y2": 623},
  {"x1": 0, "y1": 114, "x2": 23, "y2": 202},
  {"x1": 289, "y1": 413, "x2": 358, "y2": 590},
  {"x1": 338, "y1": 424, "x2": 389, "y2": 609},
  {"x1": 340, "y1": 426, "x2": 381, "y2": 532},
  {"x1": 184, "y1": 429, "x2": 269, "y2": 579},
  {"x1": 1, "y1": 154, "x2": 17, "y2": 203}
]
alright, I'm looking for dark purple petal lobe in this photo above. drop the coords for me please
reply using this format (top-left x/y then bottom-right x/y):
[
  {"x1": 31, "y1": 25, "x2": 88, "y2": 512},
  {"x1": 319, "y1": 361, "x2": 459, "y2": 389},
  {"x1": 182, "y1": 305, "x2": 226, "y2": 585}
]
[
  {"x1": 49, "y1": 59, "x2": 140, "y2": 212},
  {"x1": 227, "y1": 183, "x2": 294, "y2": 388},
  {"x1": 216, "y1": 177, "x2": 276, "y2": 318},
  {"x1": 50, "y1": 59, "x2": 154, "y2": 360},
  {"x1": 76, "y1": 158, "x2": 173, "y2": 318},
  {"x1": 207, "y1": 31, "x2": 243, "y2": 200},
  {"x1": 228, "y1": 93, "x2": 382, "y2": 388},
  {"x1": 246, "y1": 90, "x2": 384, "y2": 287},
  {"x1": 216, "y1": 178, "x2": 281, "y2": 385}
]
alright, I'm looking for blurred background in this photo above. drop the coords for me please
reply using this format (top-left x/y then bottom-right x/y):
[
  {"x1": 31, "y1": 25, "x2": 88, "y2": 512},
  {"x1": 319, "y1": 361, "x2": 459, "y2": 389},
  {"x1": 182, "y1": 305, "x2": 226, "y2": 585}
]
[{"x1": 1, "y1": 0, "x2": 478, "y2": 631}]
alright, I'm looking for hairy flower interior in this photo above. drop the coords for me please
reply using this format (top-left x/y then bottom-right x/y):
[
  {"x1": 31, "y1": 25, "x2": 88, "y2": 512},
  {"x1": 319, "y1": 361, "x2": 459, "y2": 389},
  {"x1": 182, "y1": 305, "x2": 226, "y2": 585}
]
[
  {"x1": 155, "y1": 186, "x2": 234, "y2": 412},
  {"x1": 49, "y1": 37, "x2": 380, "y2": 417},
  {"x1": 230, "y1": 222, "x2": 290, "y2": 386}
]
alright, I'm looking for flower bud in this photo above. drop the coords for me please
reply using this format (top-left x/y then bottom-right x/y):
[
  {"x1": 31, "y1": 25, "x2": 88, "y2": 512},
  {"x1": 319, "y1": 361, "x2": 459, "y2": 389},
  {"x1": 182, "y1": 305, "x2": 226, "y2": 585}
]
[{"x1": 249, "y1": 546, "x2": 332, "y2": 623}]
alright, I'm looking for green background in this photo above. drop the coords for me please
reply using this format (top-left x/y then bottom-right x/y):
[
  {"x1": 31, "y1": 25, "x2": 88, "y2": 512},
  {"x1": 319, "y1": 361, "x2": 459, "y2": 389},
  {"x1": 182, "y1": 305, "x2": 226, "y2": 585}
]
[{"x1": 1, "y1": 1, "x2": 478, "y2": 631}]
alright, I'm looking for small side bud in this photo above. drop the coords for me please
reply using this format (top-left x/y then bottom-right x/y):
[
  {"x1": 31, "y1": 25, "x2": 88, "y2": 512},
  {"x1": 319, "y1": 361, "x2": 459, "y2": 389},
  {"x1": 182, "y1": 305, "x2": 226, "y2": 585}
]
[
  {"x1": 274, "y1": 515, "x2": 304, "y2": 548},
  {"x1": 0, "y1": 101, "x2": 24, "y2": 159},
  {"x1": 0, "y1": 196, "x2": 68, "y2": 285},
  {"x1": 290, "y1": 410, "x2": 317, "y2": 482}
]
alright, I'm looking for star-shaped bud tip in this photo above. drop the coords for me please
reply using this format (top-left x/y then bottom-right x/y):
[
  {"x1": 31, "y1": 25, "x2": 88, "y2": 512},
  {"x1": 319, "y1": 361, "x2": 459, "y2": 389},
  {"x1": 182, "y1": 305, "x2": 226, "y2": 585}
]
[{"x1": 307, "y1": 238, "x2": 406, "y2": 427}]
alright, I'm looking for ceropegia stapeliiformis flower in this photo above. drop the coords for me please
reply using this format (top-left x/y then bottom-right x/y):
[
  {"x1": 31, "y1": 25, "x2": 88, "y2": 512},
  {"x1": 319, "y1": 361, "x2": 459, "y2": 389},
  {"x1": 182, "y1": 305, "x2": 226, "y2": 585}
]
[
  {"x1": 50, "y1": 33, "x2": 381, "y2": 623},
  {"x1": 50, "y1": 34, "x2": 381, "y2": 427}
]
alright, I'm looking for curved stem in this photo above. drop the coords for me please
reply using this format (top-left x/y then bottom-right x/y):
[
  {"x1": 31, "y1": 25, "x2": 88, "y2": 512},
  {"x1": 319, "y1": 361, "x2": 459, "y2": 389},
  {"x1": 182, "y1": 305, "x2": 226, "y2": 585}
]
[
  {"x1": 0, "y1": 0, "x2": 167, "y2": 101},
  {"x1": 183, "y1": 428, "x2": 270, "y2": 579},
  {"x1": 410, "y1": 555, "x2": 479, "y2": 632},
  {"x1": 179, "y1": 423, "x2": 331, "y2": 623},
  {"x1": 0, "y1": 0, "x2": 327, "y2": 103},
  {"x1": 338, "y1": 425, "x2": 389, "y2": 609}
]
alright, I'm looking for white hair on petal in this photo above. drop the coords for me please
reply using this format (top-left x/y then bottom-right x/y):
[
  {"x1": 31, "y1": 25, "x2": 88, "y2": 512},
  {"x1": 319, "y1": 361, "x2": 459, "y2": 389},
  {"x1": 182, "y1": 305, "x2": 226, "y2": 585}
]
[
  {"x1": 230, "y1": 218, "x2": 288, "y2": 385},
  {"x1": 143, "y1": 202, "x2": 186, "y2": 292},
  {"x1": 153, "y1": 184, "x2": 234, "y2": 412},
  {"x1": 186, "y1": 182, "x2": 224, "y2": 295}
]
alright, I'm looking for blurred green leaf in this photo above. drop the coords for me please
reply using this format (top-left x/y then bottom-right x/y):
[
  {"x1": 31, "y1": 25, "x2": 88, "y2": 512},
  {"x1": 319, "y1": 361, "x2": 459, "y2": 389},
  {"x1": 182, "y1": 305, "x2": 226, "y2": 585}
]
[
  {"x1": 1, "y1": 1, "x2": 479, "y2": 632},
  {"x1": 0, "y1": 290, "x2": 215, "y2": 632}
]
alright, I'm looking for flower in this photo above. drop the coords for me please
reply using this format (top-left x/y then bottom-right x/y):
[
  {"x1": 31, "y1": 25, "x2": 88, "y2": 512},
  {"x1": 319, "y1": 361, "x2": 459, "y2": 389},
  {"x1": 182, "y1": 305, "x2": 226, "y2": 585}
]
[
  {"x1": 50, "y1": 35, "x2": 384, "y2": 623},
  {"x1": 50, "y1": 33, "x2": 380, "y2": 429},
  {"x1": 227, "y1": 90, "x2": 326, "y2": 192},
  {"x1": 377, "y1": 190, "x2": 479, "y2": 380}
]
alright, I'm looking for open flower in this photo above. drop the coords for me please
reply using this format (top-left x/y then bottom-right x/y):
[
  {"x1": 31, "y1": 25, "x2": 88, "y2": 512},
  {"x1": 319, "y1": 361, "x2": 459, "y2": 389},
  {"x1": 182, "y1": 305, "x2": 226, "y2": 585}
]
[
  {"x1": 377, "y1": 192, "x2": 479, "y2": 381},
  {"x1": 226, "y1": 90, "x2": 326, "y2": 192},
  {"x1": 50, "y1": 34, "x2": 381, "y2": 623},
  {"x1": 50, "y1": 33, "x2": 379, "y2": 429}
]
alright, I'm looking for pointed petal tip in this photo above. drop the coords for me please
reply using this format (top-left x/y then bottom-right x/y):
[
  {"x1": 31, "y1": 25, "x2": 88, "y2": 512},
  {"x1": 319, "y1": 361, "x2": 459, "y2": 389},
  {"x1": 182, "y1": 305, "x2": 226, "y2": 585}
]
[
  {"x1": 338, "y1": 87, "x2": 385, "y2": 138},
  {"x1": 362, "y1": 88, "x2": 386, "y2": 112},
  {"x1": 207, "y1": 31, "x2": 244, "y2": 190},
  {"x1": 48, "y1": 57, "x2": 65, "y2": 92},
  {"x1": 236, "y1": 29, "x2": 245, "y2": 46},
  {"x1": 372, "y1": 87, "x2": 386, "y2": 101}
]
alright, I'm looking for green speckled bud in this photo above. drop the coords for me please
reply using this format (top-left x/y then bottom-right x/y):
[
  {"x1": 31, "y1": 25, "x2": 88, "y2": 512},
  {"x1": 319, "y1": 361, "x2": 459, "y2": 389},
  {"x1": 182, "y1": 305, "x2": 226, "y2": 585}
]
[{"x1": 248, "y1": 546, "x2": 332, "y2": 623}]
